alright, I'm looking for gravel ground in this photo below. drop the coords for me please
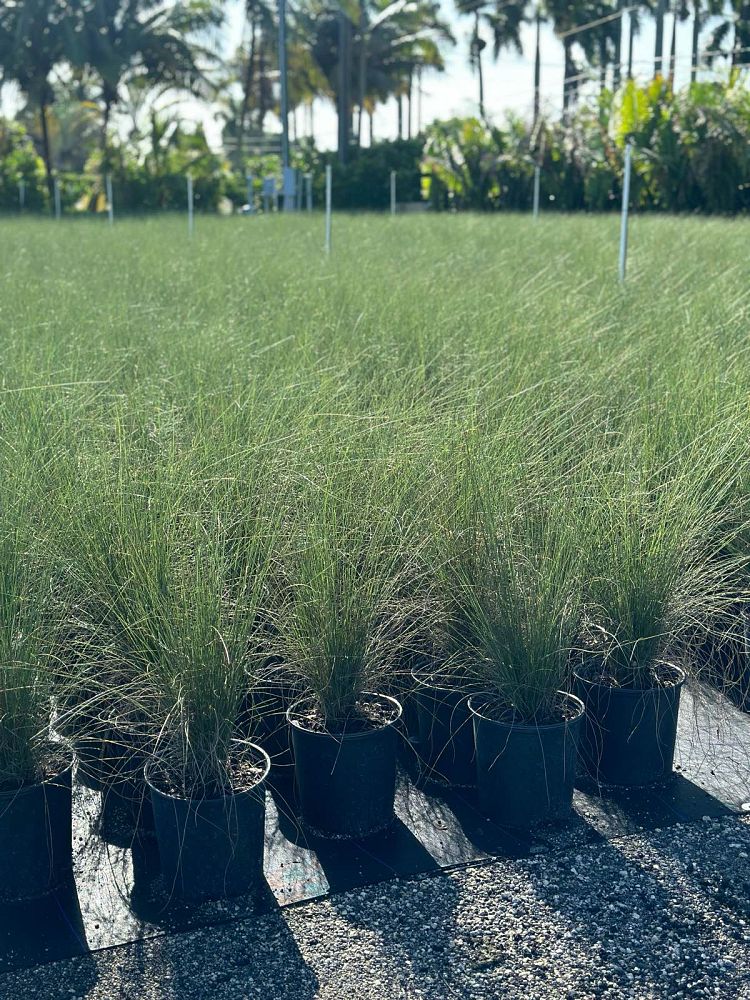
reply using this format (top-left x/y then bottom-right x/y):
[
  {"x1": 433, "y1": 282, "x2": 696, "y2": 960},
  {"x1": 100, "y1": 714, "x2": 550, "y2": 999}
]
[{"x1": 1, "y1": 815, "x2": 749, "y2": 1000}]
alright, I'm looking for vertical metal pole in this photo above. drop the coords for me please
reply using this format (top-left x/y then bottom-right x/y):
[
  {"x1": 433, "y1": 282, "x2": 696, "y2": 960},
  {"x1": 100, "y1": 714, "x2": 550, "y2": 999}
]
[
  {"x1": 619, "y1": 141, "x2": 632, "y2": 282},
  {"x1": 18, "y1": 179, "x2": 25, "y2": 211},
  {"x1": 187, "y1": 173, "x2": 194, "y2": 237},
  {"x1": 390, "y1": 170, "x2": 396, "y2": 216},
  {"x1": 533, "y1": 165, "x2": 540, "y2": 220},
  {"x1": 246, "y1": 172, "x2": 254, "y2": 213},
  {"x1": 106, "y1": 173, "x2": 114, "y2": 225},
  {"x1": 306, "y1": 173, "x2": 313, "y2": 211},
  {"x1": 54, "y1": 177, "x2": 61, "y2": 220},
  {"x1": 325, "y1": 164, "x2": 332, "y2": 254},
  {"x1": 279, "y1": 0, "x2": 290, "y2": 208}
]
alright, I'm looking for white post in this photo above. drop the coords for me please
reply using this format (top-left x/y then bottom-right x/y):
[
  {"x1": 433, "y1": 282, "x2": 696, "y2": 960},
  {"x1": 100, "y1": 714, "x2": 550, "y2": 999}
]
[
  {"x1": 18, "y1": 179, "x2": 25, "y2": 211},
  {"x1": 390, "y1": 170, "x2": 396, "y2": 216},
  {"x1": 325, "y1": 164, "x2": 332, "y2": 254},
  {"x1": 54, "y1": 177, "x2": 61, "y2": 220},
  {"x1": 618, "y1": 141, "x2": 632, "y2": 282},
  {"x1": 305, "y1": 173, "x2": 312, "y2": 211},
  {"x1": 246, "y1": 172, "x2": 254, "y2": 213},
  {"x1": 106, "y1": 173, "x2": 114, "y2": 225},
  {"x1": 532, "y1": 165, "x2": 540, "y2": 220},
  {"x1": 187, "y1": 173, "x2": 194, "y2": 237}
]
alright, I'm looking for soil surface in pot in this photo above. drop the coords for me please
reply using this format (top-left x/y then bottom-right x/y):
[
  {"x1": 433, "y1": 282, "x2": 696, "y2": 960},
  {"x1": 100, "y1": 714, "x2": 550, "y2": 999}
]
[
  {"x1": 473, "y1": 692, "x2": 582, "y2": 727},
  {"x1": 147, "y1": 746, "x2": 268, "y2": 800},
  {"x1": 579, "y1": 660, "x2": 684, "y2": 691},
  {"x1": 290, "y1": 694, "x2": 401, "y2": 735},
  {"x1": 0, "y1": 743, "x2": 73, "y2": 794}
]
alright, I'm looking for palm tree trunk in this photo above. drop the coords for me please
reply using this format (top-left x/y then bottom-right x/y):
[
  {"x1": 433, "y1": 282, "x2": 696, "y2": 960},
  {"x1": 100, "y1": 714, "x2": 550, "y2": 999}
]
[
  {"x1": 628, "y1": 12, "x2": 635, "y2": 78},
  {"x1": 533, "y1": 10, "x2": 541, "y2": 126},
  {"x1": 407, "y1": 69, "x2": 413, "y2": 138},
  {"x1": 397, "y1": 93, "x2": 403, "y2": 138},
  {"x1": 239, "y1": 16, "x2": 258, "y2": 157},
  {"x1": 654, "y1": 0, "x2": 666, "y2": 77},
  {"x1": 258, "y1": 33, "x2": 267, "y2": 131},
  {"x1": 690, "y1": 0, "x2": 700, "y2": 82},
  {"x1": 669, "y1": 8, "x2": 677, "y2": 83},
  {"x1": 39, "y1": 101, "x2": 55, "y2": 207},
  {"x1": 475, "y1": 12, "x2": 485, "y2": 118},
  {"x1": 613, "y1": 7, "x2": 622, "y2": 89},
  {"x1": 357, "y1": 11, "x2": 367, "y2": 147},
  {"x1": 735, "y1": 2, "x2": 750, "y2": 68},
  {"x1": 369, "y1": 108, "x2": 374, "y2": 144},
  {"x1": 417, "y1": 66, "x2": 423, "y2": 133},
  {"x1": 599, "y1": 35, "x2": 607, "y2": 92},
  {"x1": 563, "y1": 38, "x2": 573, "y2": 116},
  {"x1": 337, "y1": 10, "x2": 351, "y2": 163}
]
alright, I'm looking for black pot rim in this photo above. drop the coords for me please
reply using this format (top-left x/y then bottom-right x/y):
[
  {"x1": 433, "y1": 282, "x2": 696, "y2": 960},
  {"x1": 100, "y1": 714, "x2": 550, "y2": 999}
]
[
  {"x1": 0, "y1": 753, "x2": 74, "y2": 802},
  {"x1": 467, "y1": 690, "x2": 585, "y2": 731},
  {"x1": 573, "y1": 662, "x2": 686, "y2": 695},
  {"x1": 287, "y1": 692, "x2": 403, "y2": 740},
  {"x1": 143, "y1": 742, "x2": 271, "y2": 804}
]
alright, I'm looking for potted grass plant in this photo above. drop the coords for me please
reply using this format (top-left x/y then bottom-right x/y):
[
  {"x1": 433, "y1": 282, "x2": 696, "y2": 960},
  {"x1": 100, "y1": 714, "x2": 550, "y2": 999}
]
[
  {"x1": 575, "y1": 459, "x2": 744, "y2": 788},
  {"x1": 68, "y1": 445, "x2": 277, "y2": 902},
  {"x1": 135, "y1": 488, "x2": 276, "y2": 903},
  {"x1": 0, "y1": 522, "x2": 74, "y2": 901},
  {"x1": 279, "y1": 465, "x2": 423, "y2": 840},
  {"x1": 437, "y1": 465, "x2": 585, "y2": 830}
]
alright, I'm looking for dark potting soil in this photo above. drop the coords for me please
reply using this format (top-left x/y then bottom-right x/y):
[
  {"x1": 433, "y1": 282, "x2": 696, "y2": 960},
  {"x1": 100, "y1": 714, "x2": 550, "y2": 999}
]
[
  {"x1": 474, "y1": 693, "x2": 581, "y2": 728},
  {"x1": 0, "y1": 744, "x2": 73, "y2": 794},
  {"x1": 291, "y1": 694, "x2": 400, "y2": 736},
  {"x1": 581, "y1": 662, "x2": 683, "y2": 691},
  {"x1": 147, "y1": 747, "x2": 267, "y2": 800}
]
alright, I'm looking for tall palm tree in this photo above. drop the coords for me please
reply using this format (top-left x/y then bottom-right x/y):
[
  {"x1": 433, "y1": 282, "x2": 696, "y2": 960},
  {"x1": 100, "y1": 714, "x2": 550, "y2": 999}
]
[
  {"x1": 79, "y1": 0, "x2": 222, "y2": 169},
  {"x1": 705, "y1": 0, "x2": 750, "y2": 70},
  {"x1": 299, "y1": 0, "x2": 452, "y2": 159},
  {"x1": 546, "y1": 0, "x2": 591, "y2": 114},
  {"x1": 456, "y1": 0, "x2": 526, "y2": 119},
  {"x1": 0, "y1": 0, "x2": 79, "y2": 202}
]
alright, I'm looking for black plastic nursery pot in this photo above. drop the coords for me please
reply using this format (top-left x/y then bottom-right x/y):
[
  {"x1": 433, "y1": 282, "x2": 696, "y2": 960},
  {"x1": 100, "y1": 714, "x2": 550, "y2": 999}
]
[
  {"x1": 574, "y1": 664, "x2": 686, "y2": 787},
  {"x1": 468, "y1": 692, "x2": 584, "y2": 830},
  {"x1": 0, "y1": 758, "x2": 74, "y2": 902},
  {"x1": 145, "y1": 745, "x2": 271, "y2": 905},
  {"x1": 76, "y1": 727, "x2": 154, "y2": 836},
  {"x1": 412, "y1": 669, "x2": 476, "y2": 787},
  {"x1": 288, "y1": 693, "x2": 402, "y2": 839}
]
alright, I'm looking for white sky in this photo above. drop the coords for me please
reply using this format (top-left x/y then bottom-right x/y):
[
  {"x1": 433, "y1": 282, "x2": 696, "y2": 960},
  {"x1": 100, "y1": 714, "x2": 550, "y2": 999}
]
[{"x1": 0, "y1": 3, "x2": 735, "y2": 153}]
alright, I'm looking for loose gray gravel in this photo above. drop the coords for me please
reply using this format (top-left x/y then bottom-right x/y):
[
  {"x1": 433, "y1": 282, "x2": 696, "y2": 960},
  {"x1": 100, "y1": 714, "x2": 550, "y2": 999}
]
[{"x1": 2, "y1": 815, "x2": 749, "y2": 1000}]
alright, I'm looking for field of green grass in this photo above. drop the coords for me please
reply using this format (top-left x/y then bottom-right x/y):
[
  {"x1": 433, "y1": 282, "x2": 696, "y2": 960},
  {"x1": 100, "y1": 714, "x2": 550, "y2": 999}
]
[{"x1": 2, "y1": 212, "x2": 750, "y2": 789}]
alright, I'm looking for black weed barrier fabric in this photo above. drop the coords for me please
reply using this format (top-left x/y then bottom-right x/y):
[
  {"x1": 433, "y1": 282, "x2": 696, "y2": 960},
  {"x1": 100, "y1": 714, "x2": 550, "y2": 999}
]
[{"x1": 1, "y1": 685, "x2": 748, "y2": 975}]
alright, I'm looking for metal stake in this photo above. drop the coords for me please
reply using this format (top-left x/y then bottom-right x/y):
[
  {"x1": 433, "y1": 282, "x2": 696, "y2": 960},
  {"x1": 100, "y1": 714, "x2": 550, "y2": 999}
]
[
  {"x1": 618, "y1": 141, "x2": 633, "y2": 282},
  {"x1": 325, "y1": 165, "x2": 332, "y2": 254},
  {"x1": 187, "y1": 173, "x2": 194, "y2": 237}
]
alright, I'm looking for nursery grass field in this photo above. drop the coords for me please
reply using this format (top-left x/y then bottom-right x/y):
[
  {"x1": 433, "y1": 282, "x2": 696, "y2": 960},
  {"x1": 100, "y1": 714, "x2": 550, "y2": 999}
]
[
  {"x1": 2, "y1": 210, "x2": 750, "y2": 789},
  {"x1": 2, "y1": 211, "x2": 748, "y2": 435}
]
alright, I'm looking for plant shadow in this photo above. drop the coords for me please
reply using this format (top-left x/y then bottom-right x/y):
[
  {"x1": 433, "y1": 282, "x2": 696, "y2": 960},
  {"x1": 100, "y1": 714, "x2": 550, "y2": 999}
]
[{"x1": 0, "y1": 871, "x2": 93, "y2": 976}]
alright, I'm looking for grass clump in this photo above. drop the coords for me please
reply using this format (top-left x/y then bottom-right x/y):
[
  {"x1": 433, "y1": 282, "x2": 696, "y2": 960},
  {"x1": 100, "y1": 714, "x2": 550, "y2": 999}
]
[
  {"x1": 434, "y1": 441, "x2": 584, "y2": 723},
  {"x1": 580, "y1": 436, "x2": 748, "y2": 687},
  {"x1": 277, "y1": 443, "x2": 428, "y2": 729}
]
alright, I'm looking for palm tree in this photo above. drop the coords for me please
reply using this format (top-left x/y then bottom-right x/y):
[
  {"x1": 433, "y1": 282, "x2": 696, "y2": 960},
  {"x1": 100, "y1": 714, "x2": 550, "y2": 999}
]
[
  {"x1": 0, "y1": 0, "x2": 79, "y2": 203},
  {"x1": 456, "y1": 0, "x2": 525, "y2": 119},
  {"x1": 299, "y1": 0, "x2": 452, "y2": 159},
  {"x1": 546, "y1": 0, "x2": 591, "y2": 114},
  {"x1": 79, "y1": 0, "x2": 222, "y2": 169},
  {"x1": 705, "y1": 0, "x2": 750, "y2": 70}
]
